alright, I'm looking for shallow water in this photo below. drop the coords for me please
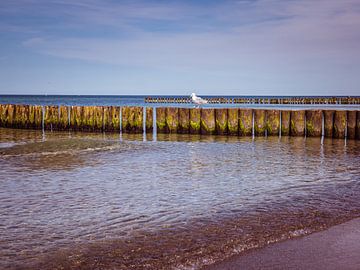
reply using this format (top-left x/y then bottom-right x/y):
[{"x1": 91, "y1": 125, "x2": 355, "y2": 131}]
[{"x1": 0, "y1": 128, "x2": 359, "y2": 269}]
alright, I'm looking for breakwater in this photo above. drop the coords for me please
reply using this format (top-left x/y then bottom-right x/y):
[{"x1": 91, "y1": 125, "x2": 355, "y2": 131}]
[
  {"x1": 145, "y1": 96, "x2": 360, "y2": 105},
  {"x1": 0, "y1": 104, "x2": 359, "y2": 139}
]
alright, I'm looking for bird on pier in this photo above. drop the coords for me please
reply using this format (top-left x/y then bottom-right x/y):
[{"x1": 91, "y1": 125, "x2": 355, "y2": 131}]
[{"x1": 191, "y1": 93, "x2": 208, "y2": 107}]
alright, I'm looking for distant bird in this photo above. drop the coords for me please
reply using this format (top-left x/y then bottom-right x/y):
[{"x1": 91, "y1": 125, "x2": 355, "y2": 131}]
[{"x1": 191, "y1": 93, "x2": 208, "y2": 107}]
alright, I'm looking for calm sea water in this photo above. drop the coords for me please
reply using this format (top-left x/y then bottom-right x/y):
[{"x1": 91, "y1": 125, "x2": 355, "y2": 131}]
[
  {"x1": 1, "y1": 95, "x2": 360, "y2": 110},
  {"x1": 0, "y1": 127, "x2": 359, "y2": 269}
]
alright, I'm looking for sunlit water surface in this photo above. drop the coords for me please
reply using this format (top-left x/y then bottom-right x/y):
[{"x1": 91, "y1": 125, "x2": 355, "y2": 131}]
[{"x1": 0, "y1": 128, "x2": 359, "y2": 269}]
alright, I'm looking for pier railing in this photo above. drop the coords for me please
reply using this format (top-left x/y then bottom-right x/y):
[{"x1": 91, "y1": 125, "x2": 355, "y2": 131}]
[{"x1": 0, "y1": 104, "x2": 359, "y2": 139}]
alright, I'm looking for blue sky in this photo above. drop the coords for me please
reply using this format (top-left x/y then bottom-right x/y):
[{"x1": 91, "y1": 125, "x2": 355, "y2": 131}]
[{"x1": 0, "y1": 0, "x2": 359, "y2": 95}]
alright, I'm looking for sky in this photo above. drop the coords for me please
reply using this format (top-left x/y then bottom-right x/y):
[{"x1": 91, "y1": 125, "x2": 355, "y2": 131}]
[{"x1": 0, "y1": 0, "x2": 360, "y2": 96}]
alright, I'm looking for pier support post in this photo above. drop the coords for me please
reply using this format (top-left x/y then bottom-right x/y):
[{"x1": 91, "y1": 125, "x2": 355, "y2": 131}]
[
  {"x1": 215, "y1": 108, "x2": 228, "y2": 135},
  {"x1": 281, "y1": 111, "x2": 291, "y2": 136},
  {"x1": 104, "y1": 106, "x2": 120, "y2": 132},
  {"x1": 254, "y1": 110, "x2": 266, "y2": 136},
  {"x1": 305, "y1": 110, "x2": 322, "y2": 137},
  {"x1": 266, "y1": 110, "x2": 280, "y2": 136},
  {"x1": 1, "y1": 104, "x2": 15, "y2": 128},
  {"x1": 290, "y1": 111, "x2": 305, "y2": 136},
  {"x1": 333, "y1": 111, "x2": 346, "y2": 139},
  {"x1": 70, "y1": 106, "x2": 83, "y2": 131},
  {"x1": 156, "y1": 107, "x2": 167, "y2": 133},
  {"x1": 29, "y1": 105, "x2": 42, "y2": 129},
  {"x1": 14, "y1": 105, "x2": 29, "y2": 129},
  {"x1": 146, "y1": 107, "x2": 153, "y2": 133},
  {"x1": 227, "y1": 108, "x2": 238, "y2": 136},
  {"x1": 165, "y1": 107, "x2": 179, "y2": 133},
  {"x1": 178, "y1": 108, "x2": 190, "y2": 134},
  {"x1": 357, "y1": 111, "x2": 360, "y2": 140},
  {"x1": 239, "y1": 109, "x2": 252, "y2": 136},
  {"x1": 59, "y1": 106, "x2": 69, "y2": 131},
  {"x1": 324, "y1": 110, "x2": 334, "y2": 138},
  {"x1": 122, "y1": 106, "x2": 143, "y2": 133},
  {"x1": 189, "y1": 108, "x2": 201, "y2": 134},
  {"x1": 44, "y1": 106, "x2": 59, "y2": 131},
  {"x1": 201, "y1": 108, "x2": 216, "y2": 135},
  {"x1": 347, "y1": 111, "x2": 356, "y2": 139}
]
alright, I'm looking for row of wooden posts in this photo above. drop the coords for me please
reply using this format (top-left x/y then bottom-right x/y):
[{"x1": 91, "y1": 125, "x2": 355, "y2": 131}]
[
  {"x1": 0, "y1": 104, "x2": 359, "y2": 139},
  {"x1": 145, "y1": 96, "x2": 360, "y2": 105}
]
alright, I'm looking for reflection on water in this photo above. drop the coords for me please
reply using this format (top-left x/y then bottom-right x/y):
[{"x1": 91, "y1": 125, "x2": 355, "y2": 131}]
[{"x1": 0, "y1": 128, "x2": 359, "y2": 269}]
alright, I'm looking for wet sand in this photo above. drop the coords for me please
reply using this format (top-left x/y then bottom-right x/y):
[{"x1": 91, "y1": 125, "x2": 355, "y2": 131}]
[{"x1": 204, "y1": 218, "x2": 360, "y2": 270}]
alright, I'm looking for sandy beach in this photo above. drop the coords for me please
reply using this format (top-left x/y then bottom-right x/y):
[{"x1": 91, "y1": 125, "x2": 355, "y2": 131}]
[{"x1": 204, "y1": 218, "x2": 360, "y2": 270}]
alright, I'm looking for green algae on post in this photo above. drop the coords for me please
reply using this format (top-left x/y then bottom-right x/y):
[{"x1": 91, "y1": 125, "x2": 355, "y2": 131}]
[
  {"x1": 165, "y1": 107, "x2": 179, "y2": 133},
  {"x1": 146, "y1": 107, "x2": 153, "y2": 133},
  {"x1": 254, "y1": 110, "x2": 266, "y2": 136},
  {"x1": 70, "y1": 106, "x2": 83, "y2": 131},
  {"x1": 104, "y1": 106, "x2": 120, "y2": 132},
  {"x1": 122, "y1": 106, "x2": 143, "y2": 133},
  {"x1": 44, "y1": 106, "x2": 59, "y2": 130},
  {"x1": 156, "y1": 107, "x2": 167, "y2": 134},
  {"x1": 178, "y1": 108, "x2": 190, "y2": 134},
  {"x1": 227, "y1": 108, "x2": 238, "y2": 136},
  {"x1": 189, "y1": 108, "x2": 201, "y2": 134},
  {"x1": 333, "y1": 111, "x2": 346, "y2": 139},
  {"x1": 238, "y1": 109, "x2": 252, "y2": 136},
  {"x1": 215, "y1": 108, "x2": 228, "y2": 135},
  {"x1": 305, "y1": 110, "x2": 322, "y2": 137},
  {"x1": 13, "y1": 105, "x2": 29, "y2": 129},
  {"x1": 281, "y1": 111, "x2": 291, "y2": 136},
  {"x1": 266, "y1": 110, "x2": 280, "y2": 136},
  {"x1": 290, "y1": 110, "x2": 305, "y2": 136},
  {"x1": 201, "y1": 108, "x2": 216, "y2": 135},
  {"x1": 59, "y1": 106, "x2": 69, "y2": 131}
]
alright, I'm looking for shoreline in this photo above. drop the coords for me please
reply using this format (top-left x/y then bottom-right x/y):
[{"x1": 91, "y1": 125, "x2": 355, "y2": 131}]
[{"x1": 203, "y1": 217, "x2": 360, "y2": 270}]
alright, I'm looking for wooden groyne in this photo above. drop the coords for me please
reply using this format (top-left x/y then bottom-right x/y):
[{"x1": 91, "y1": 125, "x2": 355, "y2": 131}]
[
  {"x1": 145, "y1": 96, "x2": 360, "y2": 105},
  {"x1": 0, "y1": 104, "x2": 359, "y2": 140}
]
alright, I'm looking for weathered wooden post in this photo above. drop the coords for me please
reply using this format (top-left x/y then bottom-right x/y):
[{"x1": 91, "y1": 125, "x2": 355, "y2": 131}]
[
  {"x1": 104, "y1": 106, "x2": 120, "y2": 132},
  {"x1": 59, "y1": 106, "x2": 69, "y2": 131},
  {"x1": 178, "y1": 108, "x2": 190, "y2": 134},
  {"x1": 122, "y1": 106, "x2": 143, "y2": 133},
  {"x1": 215, "y1": 108, "x2": 228, "y2": 135},
  {"x1": 156, "y1": 107, "x2": 167, "y2": 133},
  {"x1": 238, "y1": 109, "x2": 252, "y2": 136},
  {"x1": 93, "y1": 106, "x2": 104, "y2": 132},
  {"x1": 254, "y1": 109, "x2": 266, "y2": 136},
  {"x1": 165, "y1": 107, "x2": 179, "y2": 133},
  {"x1": 13, "y1": 105, "x2": 29, "y2": 129},
  {"x1": 227, "y1": 108, "x2": 238, "y2": 136},
  {"x1": 146, "y1": 107, "x2": 153, "y2": 133},
  {"x1": 82, "y1": 106, "x2": 94, "y2": 131},
  {"x1": 357, "y1": 111, "x2": 360, "y2": 140},
  {"x1": 305, "y1": 110, "x2": 322, "y2": 137},
  {"x1": 1, "y1": 104, "x2": 15, "y2": 128},
  {"x1": 347, "y1": 111, "x2": 356, "y2": 139},
  {"x1": 44, "y1": 105, "x2": 59, "y2": 130},
  {"x1": 266, "y1": 110, "x2": 280, "y2": 136},
  {"x1": 281, "y1": 111, "x2": 291, "y2": 136},
  {"x1": 333, "y1": 111, "x2": 346, "y2": 139},
  {"x1": 290, "y1": 110, "x2": 305, "y2": 136},
  {"x1": 201, "y1": 108, "x2": 216, "y2": 135},
  {"x1": 70, "y1": 106, "x2": 83, "y2": 131},
  {"x1": 189, "y1": 108, "x2": 201, "y2": 134},
  {"x1": 323, "y1": 110, "x2": 334, "y2": 138}
]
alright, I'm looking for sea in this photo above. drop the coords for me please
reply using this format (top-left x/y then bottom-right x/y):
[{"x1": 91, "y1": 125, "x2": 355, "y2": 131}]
[
  {"x1": 0, "y1": 94, "x2": 360, "y2": 109},
  {"x1": 0, "y1": 95, "x2": 360, "y2": 269}
]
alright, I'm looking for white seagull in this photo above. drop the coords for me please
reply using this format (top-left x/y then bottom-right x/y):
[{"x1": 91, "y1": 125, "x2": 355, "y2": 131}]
[{"x1": 191, "y1": 93, "x2": 208, "y2": 107}]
